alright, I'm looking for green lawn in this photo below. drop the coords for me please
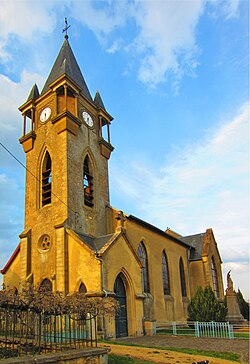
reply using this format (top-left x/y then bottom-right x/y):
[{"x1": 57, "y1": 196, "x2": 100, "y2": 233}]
[
  {"x1": 234, "y1": 331, "x2": 250, "y2": 339},
  {"x1": 109, "y1": 354, "x2": 155, "y2": 364},
  {"x1": 104, "y1": 341, "x2": 241, "y2": 362}
]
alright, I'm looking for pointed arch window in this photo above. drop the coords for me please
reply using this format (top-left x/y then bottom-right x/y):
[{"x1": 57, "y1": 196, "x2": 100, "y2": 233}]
[
  {"x1": 162, "y1": 251, "x2": 170, "y2": 295},
  {"x1": 79, "y1": 282, "x2": 87, "y2": 293},
  {"x1": 42, "y1": 152, "x2": 52, "y2": 206},
  {"x1": 211, "y1": 256, "x2": 219, "y2": 298},
  {"x1": 83, "y1": 155, "x2": 94, "y2": 207},
  {"x1": 179, "y1": 258, "x2": 187, "y2": 297},
  {"x1": 39, "y1": 278, "x2": 52, "y2": 292},
  {"x1": 138, "y1": 241, "x2": 150, "y2": 293}
]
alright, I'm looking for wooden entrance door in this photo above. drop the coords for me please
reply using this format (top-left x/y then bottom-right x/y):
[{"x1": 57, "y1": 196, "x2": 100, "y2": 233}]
[{"x1": 114, "y1": 274, "x2": 128, "y2": 337}]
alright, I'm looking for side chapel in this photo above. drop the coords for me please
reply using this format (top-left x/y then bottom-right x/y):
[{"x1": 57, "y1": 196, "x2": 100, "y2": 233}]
[{"x1": 1, "y1": 35, "x2": 224, "y2": 338}]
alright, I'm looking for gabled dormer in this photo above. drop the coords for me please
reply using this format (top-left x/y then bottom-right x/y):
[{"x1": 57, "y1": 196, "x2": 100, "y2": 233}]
[
  {"x1": 18, "y1": 84, "x2": 39, "y2": 152},
  {"x1": 94, "y1": 90, "x2": 114, "y2": 159}
]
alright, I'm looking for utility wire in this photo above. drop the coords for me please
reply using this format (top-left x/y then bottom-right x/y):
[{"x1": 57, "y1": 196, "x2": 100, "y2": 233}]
[{"x1": 0, "y1": 141, "x2": 77, "y2": 215}]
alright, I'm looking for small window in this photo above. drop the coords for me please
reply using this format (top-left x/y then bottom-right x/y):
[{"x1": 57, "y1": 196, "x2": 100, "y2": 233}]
[
  {"x1": 42, "y1": 152, "x2": 52, "y2": 206},
  {"x1": 162, "y1": 251, "x2": 170, "y2": 295},
  {"x1": 211, "y1": 256, "x2": 219, "y2": 298},
  {"x1": 138, "y1": 242, "x2": 150, "y2": 293},
  {"x1": 83, "y1": 155, "x2": 94, "y2": 207},
  {"x1": 79, "y1": 282, "x2": 87, "y2": 293},
  {"x1": 179, "y1": 258, "x2": 187, "y2": 297}
]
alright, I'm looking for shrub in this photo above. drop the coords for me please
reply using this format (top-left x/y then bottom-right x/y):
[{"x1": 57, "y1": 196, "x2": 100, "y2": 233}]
[
  {"x1": 236, "y1": 289, "x2": 249, "y2": 321},
  {"x1": 188, "y1": 286, "x2": 227, "y2": 322}
]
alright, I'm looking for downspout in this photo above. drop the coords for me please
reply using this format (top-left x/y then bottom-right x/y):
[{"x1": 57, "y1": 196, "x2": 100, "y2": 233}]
[
  {"x1": 95, "y1": 253, "x2": 108, "y2": 338},
  {"x1": 187, "y1": 246, "x2": 192, "y2": 297}
]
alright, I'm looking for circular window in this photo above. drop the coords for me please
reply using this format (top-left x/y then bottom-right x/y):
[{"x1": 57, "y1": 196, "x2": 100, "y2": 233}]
[{"x1": 38, "y1": 234, "x2": 52, "y2": 253}]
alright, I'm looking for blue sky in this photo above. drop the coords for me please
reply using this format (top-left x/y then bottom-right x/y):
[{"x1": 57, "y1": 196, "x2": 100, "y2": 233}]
[{"x1": 0, "y1": 0, "x2": 249, "y2": 300}]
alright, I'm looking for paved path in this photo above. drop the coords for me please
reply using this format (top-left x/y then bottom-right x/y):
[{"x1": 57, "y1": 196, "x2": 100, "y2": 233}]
[{"x1": 116, "y1": 335, "x2": 249, "y2": 363}]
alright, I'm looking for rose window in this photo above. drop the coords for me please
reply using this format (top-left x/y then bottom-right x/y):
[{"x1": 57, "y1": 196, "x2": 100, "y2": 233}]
[{"x1": 38, "y1": 234, "x2": 51, "y2": 252}]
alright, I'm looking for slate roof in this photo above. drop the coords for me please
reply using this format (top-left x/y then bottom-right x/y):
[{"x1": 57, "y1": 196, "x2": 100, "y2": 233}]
[
  {"x1": 1, "y1": 243, "x2": 20, "y2": 274},
  {"x1": 75, "y1": 231, "x2": 115, "y2": 252},
  {"x1": 180, "y1": 233, "x2": 206, "y2": 260},
  {"x1": 41, "y1": 38, "x2": 93, "y2": 102},
  {"x1": 94, "y1": 91, "x2": 106, "y2": 111},
  {"x1": 127, "y1": 215, "x2": 192, "y2": 248},
  {"x1": 27, "y1": 84, "x2": 40, "y2": 102}
]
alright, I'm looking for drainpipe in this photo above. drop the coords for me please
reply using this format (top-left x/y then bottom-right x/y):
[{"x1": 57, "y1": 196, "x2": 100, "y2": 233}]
[
  {"x1": 187, "y1": 247, "x2": 192, "y2": 297},
  {"x1": 95, "y1": 254, "x2": 108, "y2": 338}
]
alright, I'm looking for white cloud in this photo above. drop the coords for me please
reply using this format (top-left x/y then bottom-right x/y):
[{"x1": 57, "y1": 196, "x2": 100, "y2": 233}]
[
  {"x1": 207, "y1": 0, "x2": 240, "y2": 20},
  {"x1": 70, "y1": 0, "x2": 240, "y2": 87},
  {"x1": 106, "y1": 39, "x2": 123, "y2": 54},
  {"x1": 0, "y1": 0, "x2": 241, "y2": 88},
  {"x1": 70, "y1": 0, "x2": 128, "y2": 41},
  {"x1": 222, "y1": 263, "x2": 249, "y2": 302},
  {"x1": 0, "y1": 71, "x2": 45, "y2": 133},
  {"x1": 0, "y1": 0, "x2": 57, "y2": 39},
  {"x1": 130, "y1": 0, "x2": 204, "y2": 86},
  {"x1": 0, "y1": 173, "x2": 24, "y2": 254},
  {"x1": 0, "y1": 0, "x2": 59, "y2": 62},
  {"x1": 110, "y1": 102, "x2": 249, "y2": 299}
]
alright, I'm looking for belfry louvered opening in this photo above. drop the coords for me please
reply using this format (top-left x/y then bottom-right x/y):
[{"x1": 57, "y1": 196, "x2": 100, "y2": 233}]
[
  {"x1": 42, "y1": 152, "x2": 52, "y2": 206},
  {"x1": 83, "y1": 155, "x2": 94, "y2": 207}
]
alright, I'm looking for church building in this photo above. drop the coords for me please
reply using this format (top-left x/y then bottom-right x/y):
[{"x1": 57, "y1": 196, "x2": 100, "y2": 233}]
[{"x1": 1, "y1": 34, "x2": 224, "y2": 338}]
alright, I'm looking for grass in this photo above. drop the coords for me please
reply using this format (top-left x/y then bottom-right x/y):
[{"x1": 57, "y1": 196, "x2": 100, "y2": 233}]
[
  {"x1": 157, "y1": 328, "x2": 195, "y2": 335},
  {"x1": 157, "y1": 329, "x2": 250, "y2": 340},
  {"x1": 234, "y1": 332, "x2": 250, "y2": 339},
  {"x1": 109, "y1": 354, "x2": 156, "y2": 364},
  {"x1": 103, "y1": 340, "x2": 241, "y2": 362},
  {"x1": 157, "y1": 328, "x2": 250, "y2": 340}
]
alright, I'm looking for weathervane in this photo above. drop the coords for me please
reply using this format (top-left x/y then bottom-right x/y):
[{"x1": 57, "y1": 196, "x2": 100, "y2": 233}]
[{"x1": 63, "y1": 18, "x2": 71, "y2": 39}]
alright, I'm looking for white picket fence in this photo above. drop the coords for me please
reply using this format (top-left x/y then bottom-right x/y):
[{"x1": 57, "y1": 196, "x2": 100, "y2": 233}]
[
  {"x1": 194, "y1": 321, "x2": 234, "y2": 339},
  {"x1": 170, "y1": 321, "x2": 234, "y2": 339}
]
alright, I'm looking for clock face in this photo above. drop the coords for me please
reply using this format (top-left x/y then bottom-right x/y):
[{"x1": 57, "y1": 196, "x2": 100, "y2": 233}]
[
  {"x1": 40, "y1": 107, "x2": 52, "y2": 122},
  {"x1": 82, "y1": 111, "x2": 94, "y2": 128}
]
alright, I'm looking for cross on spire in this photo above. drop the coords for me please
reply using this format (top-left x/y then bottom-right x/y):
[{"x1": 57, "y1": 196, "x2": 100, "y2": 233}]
[{"x1": 63, "y1": 18, "x2": 71, "y2": 39}]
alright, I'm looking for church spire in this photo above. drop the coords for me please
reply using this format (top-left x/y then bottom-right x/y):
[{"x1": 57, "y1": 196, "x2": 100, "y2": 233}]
[
  {"x1": 94, "y1": 90, "x2": 106, "y2": 111},
  {"x1": 26, "y1": 83, "x2": 39, "y2": 102},
  {"x1": 40, "y1": 38, "x2": 93, "y2": 102}
]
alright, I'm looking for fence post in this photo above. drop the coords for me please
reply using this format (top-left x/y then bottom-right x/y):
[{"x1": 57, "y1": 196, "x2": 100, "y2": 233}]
[
  {"x1": 195, "y1": 321, "x2": 200, "y2": 337},
  {"x1": 228, "y1": 322, "x2": 234, "y2": 339},
  {"x1": 172, "y1": 322, "x2": 177, "y2": 336},
  {"x1": 213, "y1": 321, "x2": 216, "y2": 338}
]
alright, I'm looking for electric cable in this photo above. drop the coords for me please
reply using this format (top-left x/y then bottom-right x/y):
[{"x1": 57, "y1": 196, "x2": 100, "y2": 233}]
[{"x1": 0, "y1": 141, "x2": 78, "y2": 216}]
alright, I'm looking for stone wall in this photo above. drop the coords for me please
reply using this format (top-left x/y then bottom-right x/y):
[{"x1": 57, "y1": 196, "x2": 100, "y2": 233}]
[{"x1": 1, "y1": 348, "x2": 109, "y2": 364}]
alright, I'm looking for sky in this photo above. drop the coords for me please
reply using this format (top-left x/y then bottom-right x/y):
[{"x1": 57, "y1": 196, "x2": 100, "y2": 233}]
[{"x1": 0, "y1": 0, "x2": 249, "y2": 301}]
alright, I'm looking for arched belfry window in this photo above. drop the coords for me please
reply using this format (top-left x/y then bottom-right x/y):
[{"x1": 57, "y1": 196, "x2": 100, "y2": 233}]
[
  {"x1": 162, "y1": 251, "x2": 170, "y2": 295},
  {"x1": 211, "y1": 256, "x2": 219, "y2": 298},
  {"x1": 138, "y1": 241, "x2": 150, "y2": 293},
  {"x1": 83, "y1": 155, "x2": 94, "y2": 207},
  {"x1": 42, "y1": 151, "x2": 52, "y2": 206},
  {"x1": 179, "y1": 258, "x2": 187, "y2": 297}
]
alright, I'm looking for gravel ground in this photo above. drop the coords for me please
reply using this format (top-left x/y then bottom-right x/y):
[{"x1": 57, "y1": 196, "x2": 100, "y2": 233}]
[{"x1": 116, "y1": 335, "x2": 249, "y2": 363}]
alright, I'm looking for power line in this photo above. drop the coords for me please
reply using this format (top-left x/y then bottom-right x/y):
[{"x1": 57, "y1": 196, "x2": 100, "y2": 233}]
[{"x1": 0, "y1": 142, "x2": 77, "y2": 215}]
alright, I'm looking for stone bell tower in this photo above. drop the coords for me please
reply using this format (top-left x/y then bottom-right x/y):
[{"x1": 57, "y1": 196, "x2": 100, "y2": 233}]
[{"x1": 17, "y1": 33, "x2": 114, "y2": 287}]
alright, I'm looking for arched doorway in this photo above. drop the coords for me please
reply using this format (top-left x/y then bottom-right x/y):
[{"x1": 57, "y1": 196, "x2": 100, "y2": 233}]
[{"x1": 114, "y1": 274, "x2": 128, "y2": 337}]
